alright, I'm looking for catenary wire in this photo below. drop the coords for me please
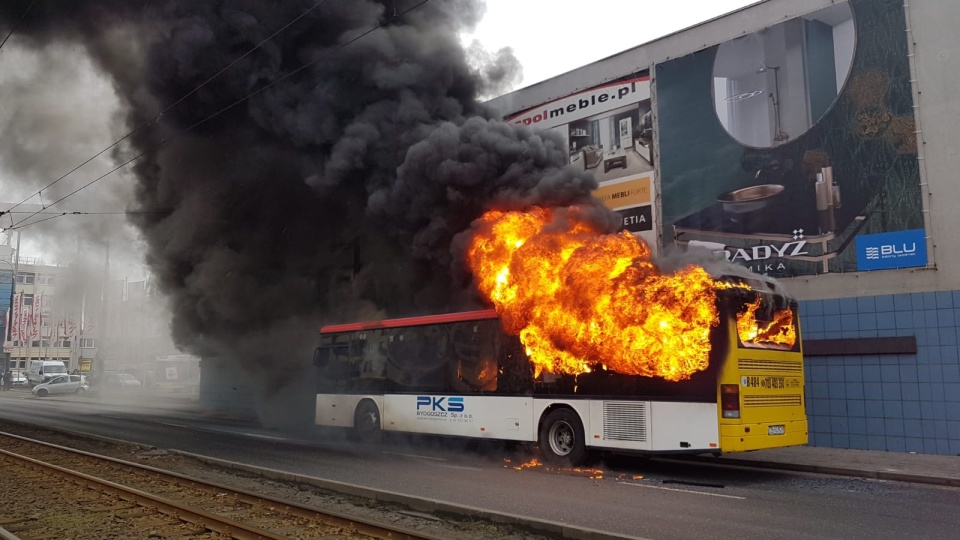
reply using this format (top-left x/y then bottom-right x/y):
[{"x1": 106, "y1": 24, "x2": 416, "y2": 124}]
[
  {"x1": 0, "y1": 0, "x2": 330, "y2": 220},
  {"x1": 0, "y1": 0, "x2": 35, "y2": 52},
  {"x1": 9, "y1": 0, "x2": 432, "y2": 229},
  {"x1": 10, "y1": 151, "x2": 145, "y2": 229},
  {"x1": 7, "y1": 210, "x2": 164, "y2": 231}
]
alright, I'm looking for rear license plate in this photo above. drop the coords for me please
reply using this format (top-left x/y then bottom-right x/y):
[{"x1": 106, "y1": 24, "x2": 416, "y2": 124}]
[{"x1": 768, "y1": 425, "x2": 785, "y2": 436}]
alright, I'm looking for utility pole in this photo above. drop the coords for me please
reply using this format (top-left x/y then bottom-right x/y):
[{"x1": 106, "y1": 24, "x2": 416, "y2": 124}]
[
  {"x1": 3, "y1": 232, "x2": 19, "y2": 378},
  {"x1": 96, "y1": 241, "x2": 110, "y2": 378}
]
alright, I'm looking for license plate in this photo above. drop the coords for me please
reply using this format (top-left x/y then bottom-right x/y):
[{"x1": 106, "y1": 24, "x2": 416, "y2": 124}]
[{"x1": 768, "y1": 425, "x2": 785, "y2": 436}]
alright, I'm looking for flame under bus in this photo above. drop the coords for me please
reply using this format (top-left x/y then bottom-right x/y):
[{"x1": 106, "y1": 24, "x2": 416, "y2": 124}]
[{"x1": 314, "y1": 287, "x2": 807, "y2": 465}]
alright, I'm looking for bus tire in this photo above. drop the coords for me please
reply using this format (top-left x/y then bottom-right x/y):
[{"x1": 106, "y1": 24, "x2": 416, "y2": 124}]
[
  {"x1": 352, "y1": 400, "x2": 382, "y2": 443},
  {"x1": 538, "y1": 408, "x2": 587, "y2": 466}
]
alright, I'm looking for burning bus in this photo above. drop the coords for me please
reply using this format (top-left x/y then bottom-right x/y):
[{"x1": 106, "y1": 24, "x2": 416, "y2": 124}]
[{"x1": 313, "y1": 206, "x2": 806, "y2": 465}]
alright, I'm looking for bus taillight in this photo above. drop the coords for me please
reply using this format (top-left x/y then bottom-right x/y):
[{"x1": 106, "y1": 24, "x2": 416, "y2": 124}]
[{"x1": 721, "y1": 384, "x2": 740, "y2": 419}]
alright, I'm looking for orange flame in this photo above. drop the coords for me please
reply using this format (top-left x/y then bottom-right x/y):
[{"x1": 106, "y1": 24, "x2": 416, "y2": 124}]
[
  {"x1": 736, "y1": 298, "x2": 797, "y2": 348},
  {"x1": 467, "y1": 206, "x2": 733, "y2": 381},
  {"x1": 512, "y1": 458, "x2": 543, "y2": 470}
]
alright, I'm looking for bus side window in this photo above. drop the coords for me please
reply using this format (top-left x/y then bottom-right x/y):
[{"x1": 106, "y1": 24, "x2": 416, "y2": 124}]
[
  {"x1": 385, "y1": 327, "x2": 448, "y2": 391},
  {"x1": 316, "y1": 335, "x2": 353, "y2": 392},
  {"x1": 497, "y1": 333, "x2": 533, "y2": 394},
  {"x1": 449, "y1": 321, "x2": 498, "y2": 393},
  {"x1": 355, "y1": 331, "x2": 387, "y2": 380}
]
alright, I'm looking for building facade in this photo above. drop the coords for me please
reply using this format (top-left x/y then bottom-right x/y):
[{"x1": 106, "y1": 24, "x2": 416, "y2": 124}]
[
  {"x1": 488, "y1": 0, "x2": 960, "y2": 455},
  {"x1": 2, "y1": 251, "x2": 181, "y2": 380},
  {"x1": 5, "y1": 259, "x2": 76, "y2": 374}
]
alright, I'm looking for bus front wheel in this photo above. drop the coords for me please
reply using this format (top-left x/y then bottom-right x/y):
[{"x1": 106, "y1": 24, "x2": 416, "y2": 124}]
[
  {"x1": 538, "y1": 408, "x2": 587, "y2": 466},
  {"x1": 352, "y1": 401, "x2": 381, "y2": 443}
]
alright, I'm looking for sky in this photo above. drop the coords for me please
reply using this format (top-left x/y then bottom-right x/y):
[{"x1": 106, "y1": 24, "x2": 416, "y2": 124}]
[
  {"x1": 0, "y1": 0, "x2": 756, "y2": 270},
  {"x1": 463, "y1": 0, "x2": 758, "y2": 90}
]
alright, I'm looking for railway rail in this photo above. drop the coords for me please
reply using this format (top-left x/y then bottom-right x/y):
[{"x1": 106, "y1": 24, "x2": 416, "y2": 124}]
[{"x1": 0, "y1": 431, "x2": 442, "y2": 540}]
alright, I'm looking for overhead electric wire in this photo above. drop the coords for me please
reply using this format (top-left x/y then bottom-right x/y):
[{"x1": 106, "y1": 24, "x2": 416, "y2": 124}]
[
  {"x1": 9, "y1": 151, "x2": 146, "y2": 229},
  {"x1": 0, "y1": 0, "x2": 35, "y2": 52},
  {"x1": 9, "y1": 0, "x2": 432, "y2": 230},
  {"x1": 5, "y1": 211, "x2": 155, "y2": 215},
  {"x1": 9, "y1": 210, "x2": 164, "y2": 231},
  {"x1": 1, "y1": 0, "x2": 331, "y2": 220}
]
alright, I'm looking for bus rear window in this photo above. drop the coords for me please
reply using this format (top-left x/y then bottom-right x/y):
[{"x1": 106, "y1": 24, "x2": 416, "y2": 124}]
[{"x1": 736, "y1": 296, "x2": 797, "y2": 350}]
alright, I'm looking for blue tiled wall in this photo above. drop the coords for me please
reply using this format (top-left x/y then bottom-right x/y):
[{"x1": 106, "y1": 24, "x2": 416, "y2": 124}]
[{"x1": 800, "y1": 291, "x2": 960, "y2": 455}]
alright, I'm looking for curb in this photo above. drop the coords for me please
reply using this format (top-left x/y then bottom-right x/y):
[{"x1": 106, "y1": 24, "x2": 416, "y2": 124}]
[
  {"x1": 172, "y1": 449, "x2": 647, "y2": 540},
  {"x1": 682, "y1": 455, "x2": 960, "y2": 488}
]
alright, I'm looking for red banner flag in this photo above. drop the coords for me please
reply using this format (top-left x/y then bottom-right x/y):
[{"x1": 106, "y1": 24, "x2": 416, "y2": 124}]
[
  {"x1": 11, "y1": 293, "x2": 20, "y2": 342},
  {"x1": 31, "y1": 294, "x2": 42, "y2": 341}
]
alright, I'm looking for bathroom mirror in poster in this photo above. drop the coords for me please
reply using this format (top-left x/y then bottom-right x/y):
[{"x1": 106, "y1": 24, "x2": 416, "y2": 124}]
[{"x1": 712, "y1": 2, "x2": 855, "y2": 148}]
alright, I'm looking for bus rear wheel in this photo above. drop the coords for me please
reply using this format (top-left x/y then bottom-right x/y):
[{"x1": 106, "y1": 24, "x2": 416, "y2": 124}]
[
  {"x1": 538, "y1": 408, "x2": 587, "y2": 466},
  {"x1": 352, "y1": 401, "x2": 381, "y2": 443}
]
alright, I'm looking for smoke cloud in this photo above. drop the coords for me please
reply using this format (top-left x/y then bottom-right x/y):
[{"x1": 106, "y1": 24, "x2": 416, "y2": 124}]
[
  {"x1": 0, "y1": 38, "x2": 140, "y2": 269},
  {"x1": 0, "y1": 1, "x2": 608, "y2": 423}
]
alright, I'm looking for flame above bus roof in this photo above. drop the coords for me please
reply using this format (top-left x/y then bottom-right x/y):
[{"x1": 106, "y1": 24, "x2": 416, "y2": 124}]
[{"x1": 465, "y1": 206, "x2": 749, "y2": 381}]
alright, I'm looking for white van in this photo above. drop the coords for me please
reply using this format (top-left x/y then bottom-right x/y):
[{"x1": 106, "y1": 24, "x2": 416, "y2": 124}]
[{"x1": 27, "y1": 360, "x2": 68, "y2": 386}]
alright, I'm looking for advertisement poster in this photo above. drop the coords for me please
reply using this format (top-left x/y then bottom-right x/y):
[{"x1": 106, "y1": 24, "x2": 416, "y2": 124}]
[
  {"x1": 655, "y1": 0, "x2": 925, "y2": 276},
  {"x1": 505, "y1": 74, "x2": 658, "y2": 251}
]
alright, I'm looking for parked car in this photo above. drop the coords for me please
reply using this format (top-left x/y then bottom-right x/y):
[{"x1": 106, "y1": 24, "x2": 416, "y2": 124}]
[
  {"x1": 31, "y1": 375, "x2": 88, "y2": 397},
  {"x1": 26, "y1": 360, "x2": 68, "y2": 386},
  {"x1": 9, "y1": 372, "x2": 28, "y2": 387}
]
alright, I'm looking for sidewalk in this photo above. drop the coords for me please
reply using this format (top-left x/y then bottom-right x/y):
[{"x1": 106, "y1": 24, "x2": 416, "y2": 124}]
[{"x1": 693, "y1": 445, "x2": 960, "y2": 487}]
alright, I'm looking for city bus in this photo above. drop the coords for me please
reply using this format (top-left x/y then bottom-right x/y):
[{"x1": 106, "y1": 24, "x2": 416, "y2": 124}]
[{"x1": 313, "y1": 282, "x2": 807, "y2": 465}]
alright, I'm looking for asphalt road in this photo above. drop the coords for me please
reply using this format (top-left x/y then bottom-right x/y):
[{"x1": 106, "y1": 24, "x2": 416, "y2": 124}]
[{"x1": 0, "y1": 390, "x2": 957, "y2": 540}]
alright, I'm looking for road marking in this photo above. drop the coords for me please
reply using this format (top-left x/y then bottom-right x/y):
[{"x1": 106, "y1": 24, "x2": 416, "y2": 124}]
[
  {"x1": 620, "y1": 481, "x2": 746, "y2": 500},
  {"x1": 242, "y1": 433, "x2": 289, "y2": 441},
  {"x1": 431, "y1": 463, "x2": 484, "y2": 471},
  {"x1": 381, "y1": 451, "x2": 447, "y2": 461},
  {"x1": 202, "y1": 426, "x2": 289, "y2": 441},
  {"x1": 158, "y1": 422, "x2": 190, "y2": 429}
]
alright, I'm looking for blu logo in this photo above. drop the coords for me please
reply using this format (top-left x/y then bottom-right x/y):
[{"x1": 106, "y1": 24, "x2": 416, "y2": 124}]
[{"x1": 416, "y1": 396, "x2": 464, "y2": 412}]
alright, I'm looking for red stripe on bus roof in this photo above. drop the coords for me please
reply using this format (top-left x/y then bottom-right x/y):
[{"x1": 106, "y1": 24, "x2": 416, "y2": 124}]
[{"x1": 320, "y1": 309, "x2": 499, "y2": 334}]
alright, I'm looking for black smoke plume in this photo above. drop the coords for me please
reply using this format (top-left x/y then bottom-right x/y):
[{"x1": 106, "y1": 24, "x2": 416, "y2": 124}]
[{"x1": 1, "y1": 1, "x2": 612, "y2": 422}]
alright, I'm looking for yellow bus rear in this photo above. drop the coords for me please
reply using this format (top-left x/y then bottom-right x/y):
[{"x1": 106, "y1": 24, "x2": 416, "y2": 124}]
[{"x1": 717, "y1": 290, "x2": 808, "y2": 452}]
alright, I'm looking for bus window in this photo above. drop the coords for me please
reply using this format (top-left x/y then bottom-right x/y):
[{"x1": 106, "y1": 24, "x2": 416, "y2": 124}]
[
  {"x1": 315, "y1": 343, "x2": 353, "y2": 391},
  {"x1": 736, "y1": 295, "x2": 799, "y2": 351},
  {"x1": 497, "y1": 333, "x2": 534, "y2": 394},
  {"x1": 384, "y1": 327, "x2": 448, "y2": 391},
  {"x1": 449, "y1": 320, "x2": 498, "y2": 393},
  {"x1": 356, "y1": 331, "x2": 388, "y2": 380}
]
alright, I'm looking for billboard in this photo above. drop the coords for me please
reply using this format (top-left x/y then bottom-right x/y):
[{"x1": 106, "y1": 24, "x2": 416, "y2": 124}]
[
  {"x1": 505, "y1": 74, "x2": 658, "y2": 251},
  {"x1": 655, "y1": 0, "x2": 925, "y2": 276},
  {"x1": 856, "y1": 229, "x2": 927, "y2": 271}
]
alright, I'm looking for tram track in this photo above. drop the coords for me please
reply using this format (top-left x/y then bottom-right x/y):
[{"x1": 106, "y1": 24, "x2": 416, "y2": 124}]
[{"x1": 0, "y1": 431, "x2": 442, "y2": 540}]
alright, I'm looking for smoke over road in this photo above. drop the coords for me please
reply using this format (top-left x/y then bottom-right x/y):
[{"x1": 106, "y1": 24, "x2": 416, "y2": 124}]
[{"x1": 0, "y1": 0, "x2": 613, "y2": 422}]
